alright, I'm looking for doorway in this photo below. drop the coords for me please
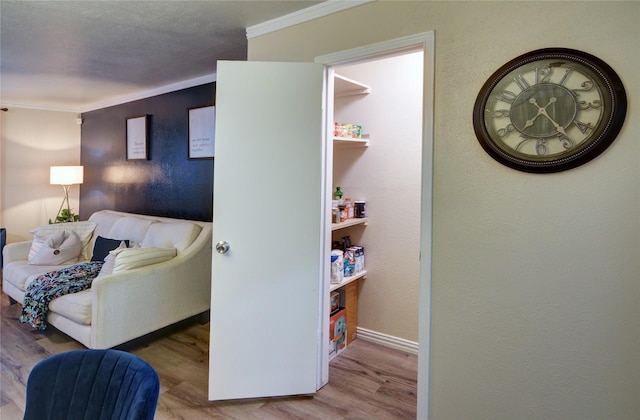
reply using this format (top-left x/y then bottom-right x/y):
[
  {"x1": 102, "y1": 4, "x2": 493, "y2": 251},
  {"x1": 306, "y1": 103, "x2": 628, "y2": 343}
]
[{"x1": 316, "y1": 32, "x2": 434, "y2": 418}]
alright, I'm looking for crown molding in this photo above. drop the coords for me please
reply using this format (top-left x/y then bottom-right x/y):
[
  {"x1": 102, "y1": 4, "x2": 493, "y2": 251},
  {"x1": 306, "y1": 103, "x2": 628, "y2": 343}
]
[
  {"x1": 1, "y1": 73, "x2": 218, "y2": 114},
  {"x1": 0, "y1": 102, "x2": 80, "y2": 113},
  {"x1": 246, "y1": 0, "x2": 375, "y2": 39},
  {"x1": 80, "y1": 73, "x2": 217, "y2": 113}
]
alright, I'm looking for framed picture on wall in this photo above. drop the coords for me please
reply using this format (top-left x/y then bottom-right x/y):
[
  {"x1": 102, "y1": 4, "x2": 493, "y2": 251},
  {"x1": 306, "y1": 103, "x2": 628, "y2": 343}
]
[
  {"x1": 188, "y1": 105, "x2": 215, "y2": 159},
  {"x1": 126, "y1": 115, "x2": 149, "y2": 160}
]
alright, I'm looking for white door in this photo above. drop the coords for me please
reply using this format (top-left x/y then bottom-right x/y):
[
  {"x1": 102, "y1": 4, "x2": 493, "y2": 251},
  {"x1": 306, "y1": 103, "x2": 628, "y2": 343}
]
[{"x1": 209, "y1": 61, "x2": 326, "y2": 400}]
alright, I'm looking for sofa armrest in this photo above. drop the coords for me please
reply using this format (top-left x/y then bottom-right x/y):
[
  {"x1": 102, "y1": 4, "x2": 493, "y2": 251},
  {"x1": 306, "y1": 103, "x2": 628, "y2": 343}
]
[
  {"x1": 89, "y1": 233, "x2": 212, "y2": 349},
  {"x1": 3, "y1": 241, "x2": 32, "y2": 265}
]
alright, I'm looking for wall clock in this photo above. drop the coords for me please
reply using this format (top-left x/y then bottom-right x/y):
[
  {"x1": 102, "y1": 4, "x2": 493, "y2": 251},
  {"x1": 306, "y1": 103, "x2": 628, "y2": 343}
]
[{"x1": 473, "y1": 48, "x2": 626, "y2": 173}]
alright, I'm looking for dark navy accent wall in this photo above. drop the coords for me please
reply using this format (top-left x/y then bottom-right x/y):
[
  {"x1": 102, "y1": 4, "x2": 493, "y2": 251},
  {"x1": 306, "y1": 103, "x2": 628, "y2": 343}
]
[{"x1": 80, "y1": 83, "x2": 215, "y2": 222}]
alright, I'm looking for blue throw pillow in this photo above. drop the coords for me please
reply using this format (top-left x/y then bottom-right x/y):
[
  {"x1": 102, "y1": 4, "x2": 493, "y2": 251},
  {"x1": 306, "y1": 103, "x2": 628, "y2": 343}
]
[{"x1": 91, "y1": 236, "x2": 129, "y2": 262}]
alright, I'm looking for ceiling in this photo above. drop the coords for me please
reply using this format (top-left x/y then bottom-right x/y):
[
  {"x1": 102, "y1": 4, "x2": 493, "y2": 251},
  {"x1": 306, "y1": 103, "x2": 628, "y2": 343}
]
[{"x1": 0, "y1": 1, "x2": 326, "y2": 113}]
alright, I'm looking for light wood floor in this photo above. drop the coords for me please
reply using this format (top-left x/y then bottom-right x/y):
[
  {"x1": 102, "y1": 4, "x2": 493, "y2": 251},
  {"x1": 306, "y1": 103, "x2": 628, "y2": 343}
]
[{"x1": 0, "y1": 290, "x2": 417, "y2": 419}]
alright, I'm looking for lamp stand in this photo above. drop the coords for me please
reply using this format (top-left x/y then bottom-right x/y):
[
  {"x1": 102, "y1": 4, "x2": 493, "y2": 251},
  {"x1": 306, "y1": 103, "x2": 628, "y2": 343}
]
[{"x1": 53, "y1": 184, "x2": 73, "y2": 223}]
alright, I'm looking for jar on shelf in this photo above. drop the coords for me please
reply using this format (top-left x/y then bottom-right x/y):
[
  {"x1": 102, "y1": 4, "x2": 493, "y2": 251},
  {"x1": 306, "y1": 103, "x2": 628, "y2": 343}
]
[
  {"x1": 332, "y1": 207, "x2": 340, "y2": 223},
  {"x1": 334, "y1": 122, "x2": 342, "y2": 137},
  {"x1": 344, "y1": 197, "x2": 354, "y2": 219},
  {"x1": 354, "y1": 200, "x2": 366, "y2": 218},
  {"x1": 338, "y1": 205, "x2": 346, "y2": 222}
]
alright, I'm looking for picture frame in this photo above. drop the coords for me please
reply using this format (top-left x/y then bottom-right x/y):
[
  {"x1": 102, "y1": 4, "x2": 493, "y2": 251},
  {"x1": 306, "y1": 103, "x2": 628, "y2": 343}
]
[
  {"x1": 188, "y1": 105, "x2": 215, "y2": 159},
  {"x1": 126, "y1": 115, "x2": 149, "y2": 160}
]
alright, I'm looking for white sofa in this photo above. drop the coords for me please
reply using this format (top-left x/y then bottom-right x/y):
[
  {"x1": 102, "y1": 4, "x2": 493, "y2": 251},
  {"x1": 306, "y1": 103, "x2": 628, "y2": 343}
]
[{"x1": 2, "y1": 210, "x2": 212, "y2": 349}]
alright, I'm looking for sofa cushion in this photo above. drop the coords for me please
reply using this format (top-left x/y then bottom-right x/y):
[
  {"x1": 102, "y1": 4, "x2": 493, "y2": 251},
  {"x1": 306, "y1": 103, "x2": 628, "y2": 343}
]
[
  {"x1": 88, "y1": 212, "x2": 125, "y2": 239},
  {"x1": 108, "y1": 216, "x2": 156, "y2": 245},
  {"x1": 3, "y1": 261, "x2": 66, "y2": 291},
  {"x1": 112, "y1": 247, "x2": 177, "y2": 273},
  {"x1": 28, "y1": 221, "x2": 97, "y2": 261},
  {"x1": 48, "y1": 290, "x2": 92, "y2": 325},
  {"x1": 140, "y1": 222, "x2": 201, "y2": 251},
  {"x1": 29, "y1": 231, "x2": 82, "y2": 266},
  {"x1": 91, "y1": 236, "x2": 129, "y2": 262}
]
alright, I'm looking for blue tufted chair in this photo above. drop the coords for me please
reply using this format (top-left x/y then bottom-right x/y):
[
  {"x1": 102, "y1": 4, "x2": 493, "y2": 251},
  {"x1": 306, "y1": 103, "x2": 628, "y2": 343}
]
[{"x1": 23, "y1": 349, "x2": 159, "y2": 420}]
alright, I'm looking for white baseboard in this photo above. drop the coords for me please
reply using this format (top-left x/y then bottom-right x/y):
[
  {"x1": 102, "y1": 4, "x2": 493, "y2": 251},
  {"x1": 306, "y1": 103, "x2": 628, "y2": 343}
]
[{"x1": 356, "y1": 327, "x2": 419, "y2": 355}]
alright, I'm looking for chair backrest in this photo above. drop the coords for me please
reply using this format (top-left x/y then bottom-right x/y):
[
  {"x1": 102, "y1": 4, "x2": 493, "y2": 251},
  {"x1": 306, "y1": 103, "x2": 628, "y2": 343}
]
[{"x1": 23, "y1": 349, "x2": 159, "y2": 420}]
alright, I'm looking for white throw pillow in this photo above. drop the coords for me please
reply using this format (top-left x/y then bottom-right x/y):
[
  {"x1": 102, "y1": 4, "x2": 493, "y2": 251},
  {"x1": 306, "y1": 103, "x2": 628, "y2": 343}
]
[
  {"x1": 97, "y1": 241, "x2": 128, "y2": 276},
  {"x1": 29, "y1": 230, "x2": 82, "y2": 266},
  {"x1": 112, "y1": 247, "x2": 177, "y2": 273},
  {"x1": 28, "y1": 221, "x2": 97, "y2": 261},
  {"x1": 140, "y1": 222, "x2": 201, "y2": 251}
]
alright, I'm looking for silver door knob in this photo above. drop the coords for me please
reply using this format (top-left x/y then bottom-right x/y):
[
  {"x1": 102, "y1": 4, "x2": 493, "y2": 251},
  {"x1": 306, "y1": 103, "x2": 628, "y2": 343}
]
[{"x1": 215, "y1": 241, "x2": 230, "y2": 254}]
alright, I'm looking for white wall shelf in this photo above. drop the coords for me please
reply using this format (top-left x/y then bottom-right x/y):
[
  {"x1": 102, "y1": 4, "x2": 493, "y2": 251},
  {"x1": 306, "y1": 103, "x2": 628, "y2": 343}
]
[
  {"x1": 330, "y1": 270, "x2": 367, "y2": 292},
  {"x1": 334, "y1": 136, "x2": 370, "y2": 146},
  {"x1": 331, "y1": 217, "x2": 368, "y2": 231},
  {"x1": 334, "y1": 74, "x2": 371, "y2": 97}
]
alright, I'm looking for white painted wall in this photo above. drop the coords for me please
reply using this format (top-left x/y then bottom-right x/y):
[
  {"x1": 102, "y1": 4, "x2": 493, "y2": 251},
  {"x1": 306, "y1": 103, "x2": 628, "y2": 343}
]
[
  {"x1": 333, "y1": 52, "x2": 423, "y2": 342},
  {"x1": 0, "y1": 108, "x2": 81, "y2": 243},
  {"x1": 248, "y1": 1, "x2": 639, "y2": 418}
]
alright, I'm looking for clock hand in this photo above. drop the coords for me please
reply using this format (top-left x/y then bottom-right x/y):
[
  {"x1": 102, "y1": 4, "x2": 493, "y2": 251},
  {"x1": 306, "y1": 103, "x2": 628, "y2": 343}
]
[
  {"x1": 529, "y1": 97, "x2": 571, "y2": 138},
  {"x1": 522, "y1": 98, "x2": 546, "y2": 129},
  {"x1": 536, "y1": 97, "x2": 571, "y2": 138}
]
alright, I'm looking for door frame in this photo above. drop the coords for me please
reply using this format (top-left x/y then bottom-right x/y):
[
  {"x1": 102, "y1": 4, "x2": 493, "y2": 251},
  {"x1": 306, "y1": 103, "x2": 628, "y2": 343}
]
[{"x1": 315, "y1": 31, "x2": 435, "y2": 419}]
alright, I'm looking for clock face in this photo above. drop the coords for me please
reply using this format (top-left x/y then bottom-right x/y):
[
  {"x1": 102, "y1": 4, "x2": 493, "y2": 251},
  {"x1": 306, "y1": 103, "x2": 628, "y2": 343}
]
[{"x1": 473, "y1": 48, "x2": 627, "y2": 173}]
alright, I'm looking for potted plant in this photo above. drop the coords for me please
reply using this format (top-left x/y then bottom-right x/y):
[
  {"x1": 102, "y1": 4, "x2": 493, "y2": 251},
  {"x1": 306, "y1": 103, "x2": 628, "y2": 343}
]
[{"x1": 49, "y1": 208, "x2": 80, "y2": 224}]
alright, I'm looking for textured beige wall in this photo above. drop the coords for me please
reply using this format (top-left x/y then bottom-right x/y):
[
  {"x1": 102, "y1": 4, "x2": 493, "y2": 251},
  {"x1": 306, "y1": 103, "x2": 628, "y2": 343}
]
[
  {"x1": 1, "y1": 108, "x2": 81, "y2": 242},
  {"x1": 249, "y1": 1, "x2": 640, "y2": 418}
]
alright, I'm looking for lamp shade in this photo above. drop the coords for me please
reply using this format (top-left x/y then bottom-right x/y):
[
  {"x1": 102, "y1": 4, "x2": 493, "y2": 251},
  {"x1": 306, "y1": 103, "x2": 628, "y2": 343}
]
[{"x1": 50, "y1": 166, "x2": 84, "y2": 185}]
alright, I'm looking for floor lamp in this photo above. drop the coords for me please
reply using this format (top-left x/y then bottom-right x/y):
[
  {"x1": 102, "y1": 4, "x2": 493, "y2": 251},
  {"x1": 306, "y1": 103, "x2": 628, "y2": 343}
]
[{"x1": 50, "y1": 166, "x2": 84, "y2": 223}]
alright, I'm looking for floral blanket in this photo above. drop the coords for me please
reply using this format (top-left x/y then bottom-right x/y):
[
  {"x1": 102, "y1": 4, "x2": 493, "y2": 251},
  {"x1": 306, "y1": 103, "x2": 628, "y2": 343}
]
[{"x1": 20, "y1": 262, "x2": 103, "y2": 330}]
